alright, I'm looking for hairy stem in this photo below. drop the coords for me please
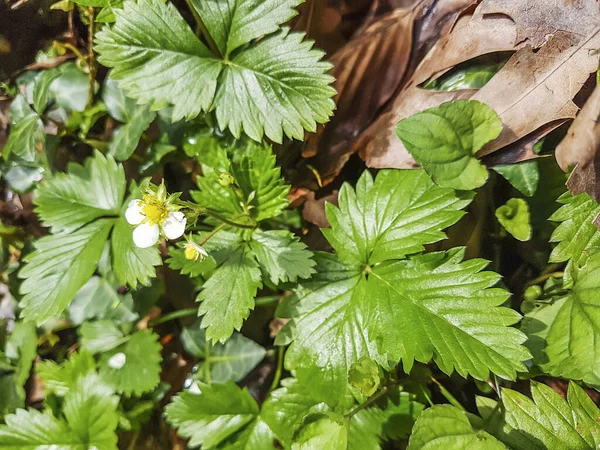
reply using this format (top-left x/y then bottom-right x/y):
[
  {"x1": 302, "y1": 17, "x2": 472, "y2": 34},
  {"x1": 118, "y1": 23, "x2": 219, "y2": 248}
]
[{"x1": 149, "y1": 308, "x2": 197, "y2": 327}]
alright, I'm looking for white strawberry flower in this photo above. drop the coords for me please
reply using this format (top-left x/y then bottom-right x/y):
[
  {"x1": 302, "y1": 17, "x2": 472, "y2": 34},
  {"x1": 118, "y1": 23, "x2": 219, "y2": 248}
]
[
  {"x1": 125, "y1": 183, "x2": 187, "y2": 248},
  {"x1": 183, "y1": 235, "x2": 208, "y2": 262}
]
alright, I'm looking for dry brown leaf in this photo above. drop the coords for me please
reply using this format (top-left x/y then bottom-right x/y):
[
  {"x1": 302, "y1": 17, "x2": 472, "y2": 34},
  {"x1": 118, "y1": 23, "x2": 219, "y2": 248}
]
[
  {"x1": 556, "y1": 85, "x2": 600, "y2": 172},
  {"x1": 302, "y1": 190, "x2": 339, "y2": 228},
  {"x1": 300, "y1": 0, "x2": 475, "y2": 185},
  {"x1": 357, "y1": 0, "x2": 600, "y2": 169}
]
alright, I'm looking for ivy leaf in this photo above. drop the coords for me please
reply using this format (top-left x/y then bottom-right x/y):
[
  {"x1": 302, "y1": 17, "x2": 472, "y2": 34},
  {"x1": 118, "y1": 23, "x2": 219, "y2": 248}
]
[
  {"x1": 549, "y1": 192, "x2": 600, "y2": 281},
  {"x1": 323, "y1": 169, "x2": 472, "y2": 266},
  {"x1": 502, "y1": 381, "x2": 600, "y2": 449},
  {"x1": 108, "y1": 106, "x2": 156, "y2": 160},
  {"x1": 165, "y1": 382, "x2": 260, "y2": 448},
  {"x1": 495, "y1": 198, "x2": 532, "y2": 241},
  {"x1": 0, "y1": 372, "x2": 120, "y2": 449},
  {"x1": 197, "y1": 242, "x2": 262, "y2": 343},
  {"x1": 34, "y1": 151, "x2": 125, "y2": 234},
  {"x1": 95, "y1": 0, "x2": 335, "y2": 142},
  {"x1": 181, "y1": 323, "x2": 266, "y2": 383},
  {"x1": 492, "y1": 161, "x2": 539, "y2": 197},
  {"x1": 18, "y1": 219, "x2": 115, "y2": 323},
  {"x1": 3, "y1": 109, "x2": 43, "y2": 163},
  {"x1": 395, "y1": 100, "x2": 502, "y2": 190},
  {"x1": 249, "y1": 230, "x2": 315, "y2": 285},
  {"x1": 407, "y1": 405, "x2": 506, "y2": 450},
  {"x1": 98, "y1": 329, "x2": 162, "y2": 396},
  {"x1": 538, "y1": 251, "x2": 600, "y2": 384},
  {"x1": 190, "y1": 0, "x2": 302, "y2": 57},
  {"x1": 111, "y1": 217, "x2": 161, "y2": 288},
  {"x1": 292, "y1": 414, "x2": 348, "y2": 450},
  {"x1": 33, "y1": 68, "x2": 61, "y2": 114}
]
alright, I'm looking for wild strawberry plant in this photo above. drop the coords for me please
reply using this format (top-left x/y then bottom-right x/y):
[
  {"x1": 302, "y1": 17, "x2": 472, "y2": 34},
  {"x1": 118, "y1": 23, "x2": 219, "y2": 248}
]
[{"x1": 0, "y1": 0, "x2": 599, "y2": 449}]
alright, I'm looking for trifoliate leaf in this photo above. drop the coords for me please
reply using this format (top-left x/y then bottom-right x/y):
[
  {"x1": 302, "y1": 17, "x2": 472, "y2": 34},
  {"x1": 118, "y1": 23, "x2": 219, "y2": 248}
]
[
  {"x1": 395, "y1": 100, "x2": 502, "y2": 190},
  {"x1": 95, "y1": 0, "x2": 335, "y2": 142},
  {"x1": 197, "y1": 242, "x2": 262, "y2": 343},
  {"x1": 69, "y1": 275, "x2": 138, "y2": 325},
  {"x1": 37, "y1": 350, "x2": 96, "y2": 397},
  {"x1": 165, "y1": 382, "x2": 259, "y2": 448},
  {"x1": 495, "y1": 198, "x2": 532, "y2": 241},
  {"x1": 261, "y1": 377, "x2": 329, "y2": 447},
  {"x1": 537, "y1": 251, "x2": 600, "y2": 384},
  {"x1": 190, "y1": 0, "x2": 302, "y2": 57},
  {"x1": 549, "y1": 192, "x2": 600, "y2": 281},
  {"x1": 34, "y1": 150, "x2": 125, "y2": 234},
  {"x1": 348, "y1": 358, "x2": 380, "y2": 397},
  {"x1": 18, "y1": 219, "x2": 115, "y2": 323},
  {"x1": 0, "y1": 372, "x2": 119, "y2": 449},
  {"x1": 79, "y1": 320, "x2": 128, "y2": 354},
  {"x1": 502, "y1": 381, "x2": 600, "y2": 449},
  {"x1": 98, "y1": 329, "x2": 162, "y2": 396},
  {"x1": 249, "y1": 230, "x2": 315, "y2": 285},
  {"x1": 492, "y1": 161, "x2": 539, "y2": 197},
  {"x1": 292, "y1": 414, "x2": 348, "y2": 450},
  {"x1": 280, "y1": 249, "x2": 530, "y2": 406},
  {"x1": 33, "y1": 68, "x2": 61, "y2": 114},
  {"x1": 322, "y1": 169, "x2": 472, "y2": 265},
  {"x1": 181, "y1": 323, "x2": 265, "y2": 383},
  {"x1": 3, "y1": 108, "x2": 43, "y2": 163},
  {"x1": 108, "y1": 106, "x2": 155, "y2": 161},
  {"x1": 407, "y1": 405, "x2": 506, "y2": 450},
  {"x1": 111, "y1": 217, "x2": 161, "y2": 288}
]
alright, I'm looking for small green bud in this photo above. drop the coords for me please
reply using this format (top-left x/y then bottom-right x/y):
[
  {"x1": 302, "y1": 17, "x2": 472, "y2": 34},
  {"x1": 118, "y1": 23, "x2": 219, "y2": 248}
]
[
  {"x1": 348, "y1": 357, "x2": 380, "y2": 397},
  {"x1": 524, "y1": 285, "x2": 542, "y2": 301},
  {"x1": 217, "y1": 172, "x2": 235, "y2": 187}
]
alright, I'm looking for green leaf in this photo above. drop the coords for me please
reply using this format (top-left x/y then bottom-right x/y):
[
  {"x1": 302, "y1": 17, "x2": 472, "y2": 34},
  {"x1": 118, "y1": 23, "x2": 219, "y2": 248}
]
[
  {"x1": 34, "y1": 151, "x2": 125, "y2": 234},
  {"x1": 249, "y1": 229, "x2": 315, "y2": 285},
  {"x1": 79, "y1": 320, "x2": 128, "y2": 354},
  {"x1": 165, "y1": 381, "x2": 259, "y2": 448},
  {"x1": 4, "y1": 322, "x2": 37, "y2": 391},
  {"x1": 69, "y1": 275, "x2": 138, "y2": 325},
  {"x1": 395, "y1": 100, "x2": 502, "y2": 190},
  {"x1": 18, "y1": 219, "x2": 115, "y2": 323},
  {"x1": 0, "y1": 372, "x2": 120, "y2": 449},
  {"x1": 181, "y1": 323, "x2": 265, "y2": 383},
  {"x1": 492, "y1": 161, "x2": 539, "y2": 197},
  {"x1": 108, "y1": 105, "x2": 155, "y2": 160},
  {"x1": 495, "y1": 198, "x2": 532, "y2": 241},
  {"x1": 190, "y1": 0, "x2": 302, "y2": 57},
  {"x1": 33, "y1": 68, "x2": 61, "y2": 114},
  {"x1": 111, "y1": 217, "x2": 161, "y2": 288},
  {"x1": 281, "y1": 250, "x2": 529, "y2": 405},
  {"x1": 37, "y1": 350, "x2": 96, "y2": 397},
  {"x1": 538, "y1": 251, "x2": 600, "y2": 384},
  {"x1": 3, "y1": 112, "x2": 43, "y2": 163},
  {"x1": 70, "y1": 0, "x2": 110, "y2": 7},
  {"x1": 407, "y1": 405, "x2": 506, "y2": 450},
  {"x1": 549, "y1": 192, "x2": 600, "y2": 280},
  {"x1": 102, "y1": 77, "x2": 136, "y2": 122},
  {"x1": 292, "y1": 414, "x2": 348, "y2": 450},
  {"x1": 98, "y1": 329, "x2": 162, "y2": 396},
  {"x1": 95, "y1": 0, "x2": 335, "y2": 142},
  {"x1": 49, "y1": 62, "x2": 91, "y2": 112},
  {"x1": 322, "y1": 169, "x2": 472, "y2": 265},
  {"x1": 197, "y1": 241, "x2": 262, "y2": 343},
  {"x1": 219, "y1": 418, "x2": 276, "y2": 450},
  {"x1": 502, "y1": 381, "x2": 600, "y2": 449}
]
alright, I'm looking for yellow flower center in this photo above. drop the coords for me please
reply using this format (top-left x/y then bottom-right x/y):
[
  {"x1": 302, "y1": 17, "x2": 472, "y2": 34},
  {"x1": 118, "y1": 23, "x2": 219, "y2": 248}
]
[
  {"x1": 184, "y1": 242, "x2": 205, "y2": 261},
  {"x1": 142, "y1": 195, "x2": 168, "y2": 225}
]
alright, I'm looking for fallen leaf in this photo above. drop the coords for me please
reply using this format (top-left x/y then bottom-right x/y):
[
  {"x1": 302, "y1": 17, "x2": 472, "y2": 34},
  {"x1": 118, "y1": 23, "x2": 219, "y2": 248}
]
[{"x1": 302, "y1": 191, "x2": 339, "y2": 228}]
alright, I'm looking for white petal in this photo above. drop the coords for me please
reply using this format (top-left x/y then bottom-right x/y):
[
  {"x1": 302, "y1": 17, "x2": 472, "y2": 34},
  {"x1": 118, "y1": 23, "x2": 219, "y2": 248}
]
[
  {"x1": 125, "y1": 200, "x2": 145, "y2": 225},
  {"x1": 133, "y1": 223, "x2": 160, "y2": 248},
  {"x1": 162, "y1": 211, "x2": 186, "y2": 240},
  {"x1": 108, "y1": 352, "x2": 127, "y2": 369}
]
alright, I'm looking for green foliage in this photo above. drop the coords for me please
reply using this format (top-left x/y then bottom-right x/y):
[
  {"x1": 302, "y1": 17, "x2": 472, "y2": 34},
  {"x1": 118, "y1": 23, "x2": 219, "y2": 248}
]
[
  {"x1": 407, "y1": 405, "x2": 505, "y2": 450},
  {"x1": 292, "y1": 414, "x2": 348, "y2": 450},
  {"x1": 492, "y1": 161, "x2": 539, "y2": 197},
  {"x1": 348, "y1": 358, "x2": 380, "y2": 397},
  {"x1": 181, "y1": 322, "x2": 266, "y2": 383},
  {"x1": 495, "y1": 198, "x2": 532, "y2": 241},
  {"x1": 3, "y1": 99, "x2": 43, "y2": 162},
  {"x1": 395, "y1": 100, "x2": 502, "y2": 190},
  {"x1": 95, "y1": 0, "x2": 335, "y2": 142}
]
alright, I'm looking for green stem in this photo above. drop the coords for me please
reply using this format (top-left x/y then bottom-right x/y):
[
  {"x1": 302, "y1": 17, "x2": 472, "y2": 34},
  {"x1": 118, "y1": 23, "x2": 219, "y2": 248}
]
[
  {"x1": 183, "y1": 0, "x2": 222, "y2": 57},
  {"x1": 203, "y1": 210, "x2": 256, "y2": 229},
  {"x1": 149, "y1": 308, "x2": 197, "y2": 327},
  {"x1": 431, "y1": 377, "x2": 466, "y2": 412},
  {"x1": 198, "y1": 222, "x2": 227, "y2": 246},
  {"x1": 269, "y1": 346, "x2": 285, "y2": 392},
  {"x1": 346, "y1": 386, "x2": 392, "y2": 419},
  {"x1": 525, "y1": 271, "x2": 564, "y2": 287}
]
